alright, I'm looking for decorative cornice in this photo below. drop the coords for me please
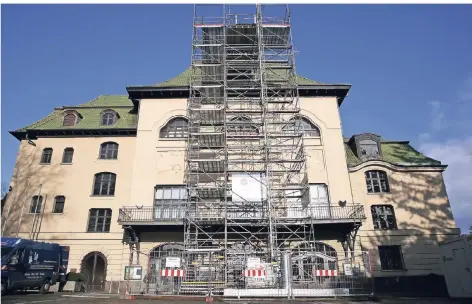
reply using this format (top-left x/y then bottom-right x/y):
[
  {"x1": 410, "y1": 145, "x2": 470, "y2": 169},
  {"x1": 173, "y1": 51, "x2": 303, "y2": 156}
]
[{"x1": 348, "y1": 159, "x2": 447, "y2": 173}]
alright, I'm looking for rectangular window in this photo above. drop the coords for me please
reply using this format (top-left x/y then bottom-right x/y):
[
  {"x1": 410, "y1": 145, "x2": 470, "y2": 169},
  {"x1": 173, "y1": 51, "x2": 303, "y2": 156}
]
[
  {"x1": 379, "y1": 245, "x2": 404, "y2": 270},
  {"x1": 40, "y1": 148, "x2": 53, "y2": 164},
  {"x1": 53, "y1": 196, "x2": 65, "y2": 213},
  {"x1": 154, "y1": 186, "x2": 186, "y2": 221},
  {"x1": 371, "y1": 205, "x2": 397, "y2": 230},
  {"x1": 62, "y1": 148, "x2": 74, "y2": 164},
  {"x1": 29, "y1": 196, "x2": 43, "y2": 214},
  {"x1": 87, "y1": 208, "x2": 112, "y2": 232},
  {"x1": 365, "y1": 171, "x2": 390, "y2": 193}
]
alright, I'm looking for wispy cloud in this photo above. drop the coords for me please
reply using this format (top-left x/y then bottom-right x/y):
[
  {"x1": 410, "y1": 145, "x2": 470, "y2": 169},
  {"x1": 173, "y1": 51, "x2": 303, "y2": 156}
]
[
  {"x1": 428, "y1": 100, "x2": 445, "y2": 132},
  {"x1": 417, "y1": 75, "x2": 472, "y2": 234},
  {"x1": 419, "y1": 137, "x2": 472, "y2": 214},
  {"x1": 458, "y1": 75, "x2": 472, "y2": 103}
]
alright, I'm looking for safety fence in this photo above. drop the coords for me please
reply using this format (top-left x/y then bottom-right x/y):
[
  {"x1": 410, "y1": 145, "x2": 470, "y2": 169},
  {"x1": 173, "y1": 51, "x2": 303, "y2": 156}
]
[{"x1": 123, "y1": 249, "x2": 374, "y2": 298}]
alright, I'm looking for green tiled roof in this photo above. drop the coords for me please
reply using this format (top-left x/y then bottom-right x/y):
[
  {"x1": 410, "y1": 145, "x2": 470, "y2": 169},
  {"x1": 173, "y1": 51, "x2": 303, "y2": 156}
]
[
  {"x1": 151, "y1": 67, "x2": 322, "y2": 87},
  {"x1": 344, "y1": 141, "x2": 442, "y2": 167},
  {"x1": 14, "y1": 95, "x2": 136, "y2": 132},
  {"x1": 77, "y1": 95, "x2": 133, "y2": 107}
]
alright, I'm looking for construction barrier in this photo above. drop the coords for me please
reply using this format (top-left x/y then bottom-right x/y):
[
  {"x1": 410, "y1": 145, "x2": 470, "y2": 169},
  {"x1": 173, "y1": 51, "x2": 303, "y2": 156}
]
[{"x1": 124, "y1": 249, "x2": 373, "y2": 298}]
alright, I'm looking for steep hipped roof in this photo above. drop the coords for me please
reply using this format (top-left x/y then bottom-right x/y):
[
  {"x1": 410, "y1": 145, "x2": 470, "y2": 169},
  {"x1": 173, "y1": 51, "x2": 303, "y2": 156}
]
[
  {"x1": 150, "y1": 67, "x2": 323, "y2": 88},
  {"x1": 12, "y1": 95, "x2": 137, "y2": 135},
  {"x1": 343, "y1": 139, "x2": 442, "y2": 167}
]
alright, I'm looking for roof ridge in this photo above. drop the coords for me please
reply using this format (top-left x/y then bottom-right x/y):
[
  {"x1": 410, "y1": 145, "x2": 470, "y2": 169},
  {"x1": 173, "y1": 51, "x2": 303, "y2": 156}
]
[
  {"x1": 295, "y1": 73, "x2": 321, "y2": 84},
  {"x1": 154, "y1": 68, "x2": 190, "y2": 86}
]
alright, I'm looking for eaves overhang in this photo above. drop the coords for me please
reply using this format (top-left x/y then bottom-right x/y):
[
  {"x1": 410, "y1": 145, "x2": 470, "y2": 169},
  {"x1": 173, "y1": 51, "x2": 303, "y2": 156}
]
[{"x1": 126, "y1": 84, "x2": 351, "y2": 105}]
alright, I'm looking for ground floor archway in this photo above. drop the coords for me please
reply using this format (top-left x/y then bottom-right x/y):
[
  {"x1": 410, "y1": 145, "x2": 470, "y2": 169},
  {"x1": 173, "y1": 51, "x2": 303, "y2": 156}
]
[{"x1": 80, "y1": 251, "x2": 107, "y2": 292}]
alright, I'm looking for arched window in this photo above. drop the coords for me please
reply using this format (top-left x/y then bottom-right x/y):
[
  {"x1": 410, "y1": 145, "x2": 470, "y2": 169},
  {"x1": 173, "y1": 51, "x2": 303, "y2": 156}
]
[
  {"x1": 63, "y1": 113, "x2": 77, "y2": 126},
  {"x1": 159, "y1": 117, "x2": 188, "y2": 138},
  {"x1": 227, "y1": 116, "x2": 259, "y2": 136},
  {"x1": 62, "y1": 148, "x2": 74, "y2": 164},
  {"x1": 101, "y1": 110, "x2": 118, "y2": 126},
  {"x1": 99, "y1": 142, "x2": 118, "y2": 159},
  {"x1": 283, "y1": 116, "x2": 320, "y2": 137},
  {"x1": 365, "y1": 170, "x2": 389, "y2": 193},
  {"x1": 40, "y1": 148, "x2": 53, "y2": 164},
  {"x1": 371, "y1": 205, "x2": 397, "y2": 230},
  {"x1": 30, "y1": 195, "x2": 43, "y2": 214},
  {"x1": 92, "y1": 172, "x2": 116, "y2": 196},
  {"x1": 53, "y1": 196, "x2": 65, "y2": 213}
]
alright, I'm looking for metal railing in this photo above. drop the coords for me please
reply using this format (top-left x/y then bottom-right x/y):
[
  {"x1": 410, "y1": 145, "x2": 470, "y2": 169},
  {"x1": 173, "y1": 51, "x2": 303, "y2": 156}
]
[
  {"x1": 118, "y1": 206, "x2": 184, "y2": 224},
  {"x1": 118, "y1": 205, "x2": 365, "y2": 224}
]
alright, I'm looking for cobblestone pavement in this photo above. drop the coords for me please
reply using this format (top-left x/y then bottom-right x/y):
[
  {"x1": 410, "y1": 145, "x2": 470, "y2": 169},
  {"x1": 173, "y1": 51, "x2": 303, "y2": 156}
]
[{"x1": 1, "y1": 292, "x2": 471, "y2": 304}]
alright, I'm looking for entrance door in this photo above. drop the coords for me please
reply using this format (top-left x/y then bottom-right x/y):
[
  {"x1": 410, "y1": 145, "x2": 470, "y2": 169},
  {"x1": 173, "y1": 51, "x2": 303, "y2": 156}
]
[{"x1": 81, "y1": 252, "x2": 107, "y2": 292}]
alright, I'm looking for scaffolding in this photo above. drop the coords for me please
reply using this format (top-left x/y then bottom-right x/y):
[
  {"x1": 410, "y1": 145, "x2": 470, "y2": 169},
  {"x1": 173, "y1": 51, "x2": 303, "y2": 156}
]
[{"x1": 185, "y1": 4, "x2": 315, "y2": 289}]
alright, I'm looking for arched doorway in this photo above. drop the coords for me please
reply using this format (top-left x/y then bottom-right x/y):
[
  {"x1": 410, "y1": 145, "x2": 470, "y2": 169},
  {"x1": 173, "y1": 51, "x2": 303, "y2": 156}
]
[
  {"x1": 291, "y1": 242, "x2": 338, "y2": 288},
  {"x1": 146, "y1": 243, "x2": 184, "y2": 295},
  {"x1": 81, "y1": 252, "x2": 107, "y2": 292}
]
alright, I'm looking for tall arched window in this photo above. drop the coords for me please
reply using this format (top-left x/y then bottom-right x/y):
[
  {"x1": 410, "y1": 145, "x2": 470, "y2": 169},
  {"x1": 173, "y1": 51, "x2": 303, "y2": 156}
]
[
  {"x1": 283, "y1": 116, "x2": 320, "y2": 137},
  {"x1": 99, "y1": 142, "x2": 118, "y2": 159},
  {"x1": 159, "y1": 117, "x2": 188, "y2": 138},
  {"x1": 92, "y1": 172, "x2": 116, "y2": 196},
  {"x1": 365, "y1": 170, "x2": 390, "y2": 193}
]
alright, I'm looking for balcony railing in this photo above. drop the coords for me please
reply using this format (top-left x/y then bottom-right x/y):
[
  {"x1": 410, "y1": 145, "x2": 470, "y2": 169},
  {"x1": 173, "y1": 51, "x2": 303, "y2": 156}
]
[{"x1": 118, "y1": 205, "x2": 365, "y2": 225}]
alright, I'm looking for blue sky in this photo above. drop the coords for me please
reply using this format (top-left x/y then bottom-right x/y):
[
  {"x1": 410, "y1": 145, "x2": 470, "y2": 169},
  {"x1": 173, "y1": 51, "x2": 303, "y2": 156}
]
[{"x1": 2, "y1": 4, "x2": 471, "y2": 232}]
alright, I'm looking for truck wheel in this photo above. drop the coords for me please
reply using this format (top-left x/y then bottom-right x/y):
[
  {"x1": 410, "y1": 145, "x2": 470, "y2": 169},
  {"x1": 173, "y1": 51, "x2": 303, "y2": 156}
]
[
  {"x1": 1, "y1": 281, "x2": 7, "y2": 296},
  {"x1": 39, "y1": 280, "x2": 51, "y2": 294}
]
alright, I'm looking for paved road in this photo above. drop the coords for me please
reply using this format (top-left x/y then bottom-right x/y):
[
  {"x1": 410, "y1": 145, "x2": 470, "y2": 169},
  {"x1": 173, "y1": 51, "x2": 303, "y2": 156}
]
[{"x1": 2, "y1": 292, "x2": 471, "y2": 304}]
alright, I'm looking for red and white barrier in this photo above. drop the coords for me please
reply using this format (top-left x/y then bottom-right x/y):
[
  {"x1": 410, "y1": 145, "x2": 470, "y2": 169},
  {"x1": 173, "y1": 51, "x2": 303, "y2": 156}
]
[
  {"x1": 314, "y1": 269, "x2": 338, "y2": 277},
  {"x1": 243, "y1": 269, "x2": 266, "y2": 278},
  {"x1": 161, "y1": 269, "x2": 184, "y2": 277}
]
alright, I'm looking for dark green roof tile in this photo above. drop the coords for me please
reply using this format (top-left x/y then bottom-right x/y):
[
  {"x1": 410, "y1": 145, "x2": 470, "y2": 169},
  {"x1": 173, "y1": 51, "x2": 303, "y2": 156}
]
[{"x1": 344, "y1": 141, "x2": 442, "y2": 167}]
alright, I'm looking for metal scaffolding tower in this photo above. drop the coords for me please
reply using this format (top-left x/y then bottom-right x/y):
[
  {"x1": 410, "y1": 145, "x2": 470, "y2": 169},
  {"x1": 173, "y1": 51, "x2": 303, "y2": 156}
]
[{"x1": 185, "y1": 4, "x2": 314, "y2": 287}]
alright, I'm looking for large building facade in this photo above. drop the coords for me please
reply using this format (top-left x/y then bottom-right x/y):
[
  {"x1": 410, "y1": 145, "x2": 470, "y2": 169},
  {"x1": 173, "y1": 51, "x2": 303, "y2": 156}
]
[{"x1": 2, "y1": 5, "x2": 460, "y2": 297}]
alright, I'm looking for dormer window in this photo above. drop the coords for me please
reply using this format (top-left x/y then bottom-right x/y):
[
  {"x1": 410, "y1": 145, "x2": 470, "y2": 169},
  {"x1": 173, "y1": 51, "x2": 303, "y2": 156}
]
[
  {"x1": 63, "y1": 113, "x2": 77, "y2": 126},
  {"x1": 351, "y1": 134, "x2": 382, "y2": 160},
  {"x1": 359, "y1": 139, "x2": 380, "y2": 158},
  {"x1": 100, "y1": 110, "x2": 118, "y2": 126},
  {"x1": 62, "y1": 110, "x2": 82, "y2": 127}
]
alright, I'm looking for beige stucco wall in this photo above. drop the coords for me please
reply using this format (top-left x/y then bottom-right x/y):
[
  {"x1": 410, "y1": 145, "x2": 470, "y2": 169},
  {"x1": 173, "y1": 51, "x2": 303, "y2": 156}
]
[
  {"x1": 129, "y1": 98, "x2": 187, "y2": 206},
  {"x1": 301, "y1": 97, "x2": 354, "y2": 205},
  {"x1": 349, "y1": 163, "x2": 459, "y2": 276}
]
